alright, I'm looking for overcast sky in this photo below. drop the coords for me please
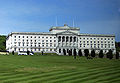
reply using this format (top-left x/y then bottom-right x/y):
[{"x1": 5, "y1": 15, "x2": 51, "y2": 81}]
[{"x1": 0, "y1": 0, "x2": 120, "y2": 41}]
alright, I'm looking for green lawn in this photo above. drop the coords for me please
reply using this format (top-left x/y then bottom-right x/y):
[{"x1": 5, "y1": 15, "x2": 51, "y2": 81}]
[{"x1": 0, "y1": 54, "x2": 120, "y2": 83}]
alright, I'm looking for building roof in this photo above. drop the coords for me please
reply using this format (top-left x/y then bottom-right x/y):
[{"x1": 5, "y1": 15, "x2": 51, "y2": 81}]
[
  {"x1": 49, "y1": 24, "x2": 80, "y2": 31},
  {"x1": 8, "y1": 32, "x2": 115, "y2": 37}
]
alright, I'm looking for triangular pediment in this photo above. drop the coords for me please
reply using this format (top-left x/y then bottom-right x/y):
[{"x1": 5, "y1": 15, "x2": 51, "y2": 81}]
[{"x1": 56, "y1": 30, "x2": 78, "y2": 35}]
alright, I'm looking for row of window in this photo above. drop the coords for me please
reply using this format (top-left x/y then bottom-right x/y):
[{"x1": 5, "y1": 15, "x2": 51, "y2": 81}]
[
  {"x1": 14, "y1": 39, "x2": 56, "y2": 42},
  {"x1": 80, "y1": 41, "x2": 114, "y2": 43},
  {"x1": 14, "y1": 36, "x2": 56, "y2": 39},
  {"x1": 80, "y1": 37, "x2": 114, "y2": 40},
  {"x1": 14, "y1": 48, "x2": 56, "y2": 52},
  {"x1": 15, "y1": 43, "x2": 56, "y2": 47},
  {"x1": 79, "y1": 44, "x2": 114, "y2": 48}
]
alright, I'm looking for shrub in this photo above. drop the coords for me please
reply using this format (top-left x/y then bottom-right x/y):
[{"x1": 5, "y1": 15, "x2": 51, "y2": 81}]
[
  {"x1": 78, "y1": 49, "x2": 82, "y2": 57},
  {"x1": 107, "y1": 49, "x2": 113, "y2": 59},
  {"x1": 84, "y1": 49, "x2": 89, "y2": 57},
  {"x1": 99, "y1": 50, "x2": 104, "y2": 58},
  {"x1": 91, "y1": 50, "x2": 95, "y2": 57},
  {"x1": 116, "y1": 52, "x2": 119, "y2": 59}
]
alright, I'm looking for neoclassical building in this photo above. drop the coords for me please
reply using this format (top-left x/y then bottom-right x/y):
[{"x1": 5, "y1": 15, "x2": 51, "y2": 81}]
[{"x1": 6, "y1": 24, "x2": 116, "y2": 55}]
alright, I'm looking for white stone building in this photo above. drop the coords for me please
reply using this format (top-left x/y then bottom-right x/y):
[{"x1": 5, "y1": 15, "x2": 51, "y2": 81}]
[{"x1": 6, "y1": 24, "x2": 116, "y2": 55}]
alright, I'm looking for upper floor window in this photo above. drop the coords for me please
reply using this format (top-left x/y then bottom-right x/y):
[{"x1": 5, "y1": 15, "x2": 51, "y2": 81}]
[
  {"x1": 19, "y1": 36, "x2": 20, "y2": 38},
  {"x1": 14, "y1": 36, "x2": 16, "y2": 38}
]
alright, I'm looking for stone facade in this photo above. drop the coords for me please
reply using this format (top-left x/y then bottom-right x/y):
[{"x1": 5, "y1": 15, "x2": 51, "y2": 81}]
[{"x1": 6, "y1": 24, "x2": 116, "y2": 55}]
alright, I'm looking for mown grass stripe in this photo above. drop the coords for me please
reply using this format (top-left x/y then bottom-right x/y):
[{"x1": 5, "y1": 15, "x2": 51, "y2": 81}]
[
  {"x1": 28, "y1": 71, "x2": 84, "y2": 83},
  {"x1": 51, "y1": 67, "x2": 120, "y2": 83},
  {"x1": 0, "y1": 72, "x2": 23, "y2": 77},
  {"x1": 28, "y1": 66, "x2": 119, "y2": 83},
  {"x1": 108, "y1": 78, "x2": 120, "y2": 83},
  {"x1": 94, "y1": 72, "x2": 120, "y2": 83},
  {"x1": 23, "y1": 66, "x2": 120, "y2": 83},
  {"x1": 0, "y1": 73, "x2": 29, "y2": 81},
  {"x1": 69, "y1": 69, "x2": 120, "y2": 83},
  {"x1": 3, "y1": 65, "x2": 108, "y2": 83},
  {"x1": 2, "y1": 70, "x2": 69, "y2": 83}
]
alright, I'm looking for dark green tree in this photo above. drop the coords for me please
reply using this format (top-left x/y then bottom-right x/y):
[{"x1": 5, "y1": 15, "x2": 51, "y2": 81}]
[
  {"x1": 99, "y1": 50, "x2": 104, "y2": 58},
  {"x1": 115, "y1": 42, "x2": 120, "y2": 52},
  {"x1": 27, "y1": 50, "x2": 30, "y2": 55},
  {"x1": 91, "y1": 49, "x2": 95, "y2": 57},
  {"x1": 84, "y1": 49, "x2": 89, "y2": 57},
  {"x1": 12, "y1": 51, "x2": 14, "y2": 55},
  {"x1": 108, "y1": 49, "x2": 113, "y2": 59},
  {"x1": 0, "y1": 35, "x2": 6, "y2": 51},
  {"x1": 78, "y1": 49, "x2": 82, "y2": 57},
  {"x1": 63, "y1": 49, "x2": 66, "y2": 55},
  {"x1": 73, "y1": 49, "x2": 77, "y2": 59},
  {"x1": 116, "y1": 52, "x2": 119, "y2": 59}
]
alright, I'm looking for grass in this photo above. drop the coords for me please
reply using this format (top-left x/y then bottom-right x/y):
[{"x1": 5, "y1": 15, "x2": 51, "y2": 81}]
[{"x1": 0, "y1": 54, "x2": 119, "y2": 83}]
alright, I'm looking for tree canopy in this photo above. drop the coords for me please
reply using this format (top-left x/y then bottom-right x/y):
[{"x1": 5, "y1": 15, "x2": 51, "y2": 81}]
[{"x1": 0, "y1": 35, "x2": 6, "y2": 51}]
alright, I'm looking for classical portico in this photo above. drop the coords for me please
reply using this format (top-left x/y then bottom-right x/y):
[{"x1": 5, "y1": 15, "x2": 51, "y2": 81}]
[{"x1": 56, "y1": 31, "x2": 79, "y2": 55}]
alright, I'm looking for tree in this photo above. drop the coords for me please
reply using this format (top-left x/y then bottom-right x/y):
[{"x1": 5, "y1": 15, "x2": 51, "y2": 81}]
[
  {"x1": 63, "y1": 49, "x2": 66, "y2": 55},
  {"x1": 99, "y1": 50, "x2": 104, "y2": 58},
  {"x1": 73, "y1": 49, "x2": 77, "y2": 59},
  {"x1": 106, "y1": 49, "x2": 113, "y2": 59},
  {"x1": 84, "y1": 49, "x2": 89, "y2": 57},
  {"x1": 115, "y1": 42, "x2": 120, "y2": 52},
  {"x1": 116, "y1": 51, "x2": 119, "y2": 59},
  {"x1": 27, "y1": 50, "x2": 30, "y2": 55},
  {"x1": 68, "y1": 50, "x2": 71, "y2": 56},
  {"x1": 78, "y1": 49, "x2": 82, "y2": 57},
  {"x1": 42, "y1": 51, "x2": 44, "y2": 55},
  {"x1": 91, "y1": 50, "x2": 95, "y2": 57},
  {"x1": 12, "y1": 51, "x2": 14, "y2": 55},
  {"x1": 0, "y1": 35, "x2": 6, "y2": 51}
]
